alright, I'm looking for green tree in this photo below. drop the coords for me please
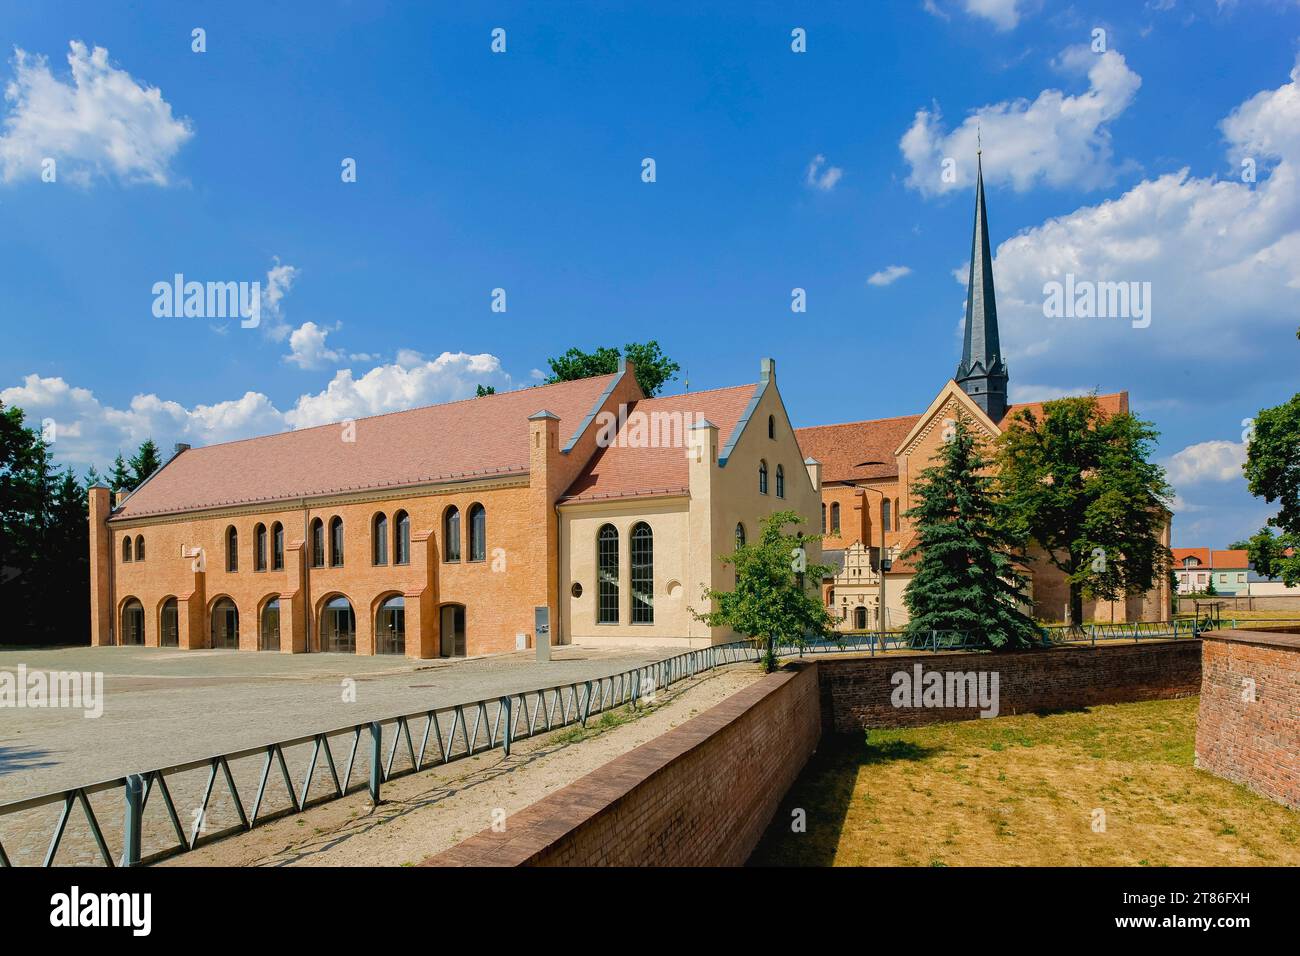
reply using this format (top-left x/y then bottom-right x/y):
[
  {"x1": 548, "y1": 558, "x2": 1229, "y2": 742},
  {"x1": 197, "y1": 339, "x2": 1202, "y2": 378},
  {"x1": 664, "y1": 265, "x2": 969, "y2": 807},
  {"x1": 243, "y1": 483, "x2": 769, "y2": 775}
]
[
  {"x1": 475, "y1": 384, "x2": 496, "y2": 397},
  {"x1": 998, "y1": 395, "x2": 1173, "y2": 625},
  {"x1": 128, "y1": 438, "x2": 163, "y2": 488},
  {"x1": 901, "y1": 416, "x2": 1040, "y2": 649},
  {"x1": 1229, "y1": 527, "x2": 1286, "y2": 579},
  {"x1": 545, "y1": 340, "x2": 681, "y2": 397},
  {"x1": 1243, "y1": 393, "x2": 1300, "y2": 585},
  {"x1": 694, "y1": 510, "x2": 833, "y2": 672},
  {"x1": 109, "y1": 453, "x2": 133, "y2": 492}
]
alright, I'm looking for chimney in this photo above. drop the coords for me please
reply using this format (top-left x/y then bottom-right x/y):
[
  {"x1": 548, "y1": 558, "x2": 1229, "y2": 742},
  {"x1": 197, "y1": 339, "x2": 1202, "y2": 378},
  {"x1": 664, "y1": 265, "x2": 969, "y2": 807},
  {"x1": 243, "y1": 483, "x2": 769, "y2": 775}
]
[
  {"x1": 173, "y1": 442, "x2": 191, "y2": 458},
  {"x1": 112, "y1": 490, "x2": 127, "y2": 509},
  {"x1": 804, "y1": 456, "x2": 821, "y2": 492},
  {"x1": 761, "y1": 357, "x2": 776, "y2": 384}
]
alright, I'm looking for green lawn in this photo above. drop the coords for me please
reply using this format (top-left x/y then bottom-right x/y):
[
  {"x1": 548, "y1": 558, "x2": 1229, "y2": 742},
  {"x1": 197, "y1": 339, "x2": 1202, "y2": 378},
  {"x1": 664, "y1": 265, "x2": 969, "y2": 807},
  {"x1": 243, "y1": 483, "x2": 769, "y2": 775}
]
[{"x1": 751, "y1": 696, "x2": 1300, "y2": 867}]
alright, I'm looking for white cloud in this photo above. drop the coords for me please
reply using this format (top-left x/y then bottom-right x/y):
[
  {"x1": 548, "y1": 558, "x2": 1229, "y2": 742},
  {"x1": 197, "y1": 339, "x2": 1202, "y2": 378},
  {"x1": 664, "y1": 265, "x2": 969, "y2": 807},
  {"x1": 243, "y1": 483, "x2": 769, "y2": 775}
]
[
  {"x1": 867, "y1": 265, "x2": 912, "y2": 287},
  {"x1": 2, "y1": 352, "x2": 516, "y2": 471},
  {"x1": 980, "y1": 55, "x2": 1300, "y2": 376},
  {"x1": 259, "y1": 259, "x2": 299, "y2": 343},
  {"x1": 901, "y1": 47, "x2": 1141, "y2": 196},
  {"x1": 0, "y1": 41, "x2": 192, "y2": 186},
  {"x1": 805, "y1": 154, "x2": 843, "y2": 191},
  {"x1": 964, "y1": 0, "x2": 1023, "y2": 30},
  {"x1": 284, "y1": 321, "x2": 343, "y2": 370},
  {"x1": 1165, "y1": 440, "x2": 1247, "y2": 485}
]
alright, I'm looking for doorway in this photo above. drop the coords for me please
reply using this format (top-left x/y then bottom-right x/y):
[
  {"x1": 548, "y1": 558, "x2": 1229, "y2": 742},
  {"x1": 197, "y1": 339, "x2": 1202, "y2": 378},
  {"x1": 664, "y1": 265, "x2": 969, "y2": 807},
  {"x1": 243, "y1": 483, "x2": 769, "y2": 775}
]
[
  {"x1": 440, "y1": 604, "x2": 466, "y2": 657},
  {"x1": 321, "y1": 596, "x2": 356, "y2": 653}
]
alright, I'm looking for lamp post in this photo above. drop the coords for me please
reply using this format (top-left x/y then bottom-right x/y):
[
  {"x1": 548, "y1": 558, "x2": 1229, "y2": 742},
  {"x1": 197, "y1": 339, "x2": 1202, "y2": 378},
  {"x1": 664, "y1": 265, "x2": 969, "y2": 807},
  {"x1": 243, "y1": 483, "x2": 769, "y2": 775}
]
[{"x1": 856, "y1": 485, "x2": 889, "y2": 635}]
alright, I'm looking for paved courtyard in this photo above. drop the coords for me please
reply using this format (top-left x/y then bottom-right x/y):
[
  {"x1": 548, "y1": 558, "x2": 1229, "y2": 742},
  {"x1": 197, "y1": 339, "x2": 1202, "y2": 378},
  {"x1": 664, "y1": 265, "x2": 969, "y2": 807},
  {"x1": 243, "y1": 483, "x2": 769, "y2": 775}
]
[{"x1": 0, "y1": 642, "x2": 687, "y2": 803}]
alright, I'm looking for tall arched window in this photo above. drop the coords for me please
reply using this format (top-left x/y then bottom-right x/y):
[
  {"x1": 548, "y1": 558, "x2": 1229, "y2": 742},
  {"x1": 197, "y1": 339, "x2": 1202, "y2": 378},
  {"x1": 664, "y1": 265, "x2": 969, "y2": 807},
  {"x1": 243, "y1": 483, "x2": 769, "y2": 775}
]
[
  {"x1": 377, "y1": 595, "x2": 405, "y2": 655},
  {"x1": 160, "y1": 597, "x2": 178, "y2": 647},
  {"x1": 444, "y1": 507, "x2": 461, "y2": 562},
  {"x1": 759, "y1": 460, "x2": 769, "y2": 495},
  {"x1": 254, "y1": 523, "x2": 267, "y2": 571},
  {"x1": 468, "y1": 504, "x2": 486, "y2": 562},
  {"x1": 831, "y1": 502, "x2": 841, "y2": 533},
  {"x1": 394, "y1": 510, "x2": 410, "y2": 565},
  {"x1": 211, "y1": 597, "x2": 239, "y2": 649},
  {"x1": 260, "y1": 599, "x2": 281, "y2": 652},
  {"x1": 121, "y1": 598, "x2": 144, "y2": 645},
  {"x1": 768, "y1": 414, "x2": 775, "y2": 439},
  {"x1": 226, "y1": 526, "x2": 238, "y2": 572},
  {"x1": 597, "y1": 524, "x2": 619, "y2": 624},
  {"x1": 372, "y1": 513, "x2": 388, "y2": 566},
  {"x1": 134, "y1": 535, "x2": 145, "y2": 561},
  {"x1": 310, "y1": 519, "x2": 325, "y2": 568},
  {"x1": 735, "y1": 523, "x2": 746, "y2": 549},
  {"x1": 881, "y1": 498, "x2": 891, "y2": 532},
  {"x1": 821, "y1": 503, "x2": 827, "y2": 534},
  {"x1": 271, "y1": 522, "x2": 284, "y2": 571},
  {"x1": 776, "y1": 464, "x2": 785, "y2": 498},
  {"x1": 122, "y1": 537, "x2": 132, "y2": 563},
  {"x1": 631, "y1": 523, "x2": 654, "y2": 624},
  {"x1": 329, "y1": 516, "x2": 344, "y2": 567}
]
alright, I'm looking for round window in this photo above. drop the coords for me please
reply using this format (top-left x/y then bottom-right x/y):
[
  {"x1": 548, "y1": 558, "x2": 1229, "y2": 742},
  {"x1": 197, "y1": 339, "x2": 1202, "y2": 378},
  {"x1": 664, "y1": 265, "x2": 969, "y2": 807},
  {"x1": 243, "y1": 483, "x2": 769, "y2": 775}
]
[{"x1": 571, "y1": 582, "x2": 583, "y2": 598}]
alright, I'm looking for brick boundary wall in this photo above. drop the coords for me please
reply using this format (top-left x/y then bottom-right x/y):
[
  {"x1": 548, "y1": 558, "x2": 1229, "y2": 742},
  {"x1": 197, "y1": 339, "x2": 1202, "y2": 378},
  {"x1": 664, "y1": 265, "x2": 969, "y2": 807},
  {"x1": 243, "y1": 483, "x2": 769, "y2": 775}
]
[
  {"x1": 1195, "y1": 629, "x2": 1300, "y2": 810},
  {"x1": 817, "y1": 641, "x2": 1202, "y2": 733},
  {"x1": 423, "y1": 661, "x2": 822, "y2": 867}
]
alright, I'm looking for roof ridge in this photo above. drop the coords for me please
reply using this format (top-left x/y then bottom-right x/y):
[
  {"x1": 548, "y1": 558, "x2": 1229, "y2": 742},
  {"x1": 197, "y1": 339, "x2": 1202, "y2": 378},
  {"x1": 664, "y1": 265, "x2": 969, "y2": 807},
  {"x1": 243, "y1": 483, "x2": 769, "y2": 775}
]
[
  {"x1": 795, "y1": 413, "x2": 922, "y2": 431},
  {"x1": 171, "y1": 372, "x2": 618, "y2": 456},
  {"x1": 636, "y1": 382, "x2": 757, "y2": 403}
]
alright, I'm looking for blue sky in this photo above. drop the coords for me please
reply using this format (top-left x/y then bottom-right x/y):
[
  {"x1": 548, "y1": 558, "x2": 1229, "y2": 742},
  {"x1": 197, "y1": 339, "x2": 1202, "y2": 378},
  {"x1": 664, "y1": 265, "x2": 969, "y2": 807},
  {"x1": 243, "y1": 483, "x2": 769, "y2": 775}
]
[{"x1": 2, "y1": 0, "x2": 1298, "y2": 547}]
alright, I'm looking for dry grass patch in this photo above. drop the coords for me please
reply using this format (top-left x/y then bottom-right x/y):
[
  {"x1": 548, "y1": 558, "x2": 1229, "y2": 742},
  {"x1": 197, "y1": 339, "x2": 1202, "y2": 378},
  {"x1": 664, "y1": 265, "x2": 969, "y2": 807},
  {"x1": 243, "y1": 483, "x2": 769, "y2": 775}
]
[{"x1": 751, "y1": 697, "x2": 1300, "y2": 867}]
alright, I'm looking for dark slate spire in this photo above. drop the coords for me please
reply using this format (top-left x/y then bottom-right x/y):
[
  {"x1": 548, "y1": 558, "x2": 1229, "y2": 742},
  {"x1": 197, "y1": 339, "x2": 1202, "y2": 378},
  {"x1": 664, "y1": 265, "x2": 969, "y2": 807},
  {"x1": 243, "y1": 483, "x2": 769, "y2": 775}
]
[{"x1": 955, "y1": 151, "x2": 1009, "y2": 422}]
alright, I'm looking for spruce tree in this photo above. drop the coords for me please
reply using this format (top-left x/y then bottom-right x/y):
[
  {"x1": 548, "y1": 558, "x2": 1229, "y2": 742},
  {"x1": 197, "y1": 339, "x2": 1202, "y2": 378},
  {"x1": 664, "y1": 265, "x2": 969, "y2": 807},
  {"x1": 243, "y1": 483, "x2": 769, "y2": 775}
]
[
  {"x1": 109, "y1": 453, "x2": 133, "y2": 492},
  {"x1": 129, "y1": 438, "x2": 163, "y2": 487},
  {"x1": 901, "y1": 416, "x2": 1040, "y2": 650}
]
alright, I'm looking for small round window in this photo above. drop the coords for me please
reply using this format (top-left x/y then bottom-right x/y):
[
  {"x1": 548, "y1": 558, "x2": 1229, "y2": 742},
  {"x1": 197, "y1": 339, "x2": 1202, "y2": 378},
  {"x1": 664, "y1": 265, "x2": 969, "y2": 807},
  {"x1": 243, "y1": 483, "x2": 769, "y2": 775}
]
[{"x1": 571, "y1": 582, "x2": 583, "y2": 598}]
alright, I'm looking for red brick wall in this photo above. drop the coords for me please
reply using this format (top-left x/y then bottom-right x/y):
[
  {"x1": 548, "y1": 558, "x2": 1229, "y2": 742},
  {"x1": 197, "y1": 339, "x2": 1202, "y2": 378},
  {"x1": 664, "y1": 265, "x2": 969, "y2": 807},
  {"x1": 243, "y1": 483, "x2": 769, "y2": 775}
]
[
  {"x1": 423, "y1": 662, "x2": 822, "y2": 867},
  {"x1": 818, "y1": 641, "x2": 1202, "y2": 732},
  {"x1": 1195, "y1": 630, "x2": 1300, "y2": 810}
]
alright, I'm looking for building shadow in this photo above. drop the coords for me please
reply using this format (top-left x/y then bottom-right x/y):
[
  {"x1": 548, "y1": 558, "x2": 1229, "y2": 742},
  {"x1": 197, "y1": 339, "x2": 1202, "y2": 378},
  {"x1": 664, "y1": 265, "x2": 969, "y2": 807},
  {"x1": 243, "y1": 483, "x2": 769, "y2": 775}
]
[
  {"x1": 0, "y1": 744, "x2": 59, "y2": 778},
  {"x1": 748, "y1": 730, "x2": 942, "y2": 867}
]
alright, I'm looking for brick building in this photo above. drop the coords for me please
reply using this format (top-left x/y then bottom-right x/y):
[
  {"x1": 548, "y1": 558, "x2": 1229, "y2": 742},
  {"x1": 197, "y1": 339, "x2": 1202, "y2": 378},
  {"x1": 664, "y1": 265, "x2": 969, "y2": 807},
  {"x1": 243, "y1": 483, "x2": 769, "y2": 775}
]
[
  {"x1": 796, "y1": 155, "x2": 1171, "y2": 627},
  {"x1": 89, "y1": 358, "x2": 820, "y2": 658}
]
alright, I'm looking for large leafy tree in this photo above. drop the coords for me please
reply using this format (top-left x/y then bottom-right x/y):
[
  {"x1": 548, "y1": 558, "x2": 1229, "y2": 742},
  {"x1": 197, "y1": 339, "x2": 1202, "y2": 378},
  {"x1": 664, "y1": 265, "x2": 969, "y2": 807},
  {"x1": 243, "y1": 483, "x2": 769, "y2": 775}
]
[
  {"x1": 901, "y1": 416, "x2": 1040, "y2": 649},
  {"x1": 997, "y1": 395, "x2": 1173, "y2": 625},
  {"x1": 694, "y1": 510, "x2": 834, "y2": 672},
  {"x1": 545, "y1": 340, "x2": 681, "y2": 397},
  {"x1": 1243, "y1": 392, "x2": 1300, "y2": 585}
]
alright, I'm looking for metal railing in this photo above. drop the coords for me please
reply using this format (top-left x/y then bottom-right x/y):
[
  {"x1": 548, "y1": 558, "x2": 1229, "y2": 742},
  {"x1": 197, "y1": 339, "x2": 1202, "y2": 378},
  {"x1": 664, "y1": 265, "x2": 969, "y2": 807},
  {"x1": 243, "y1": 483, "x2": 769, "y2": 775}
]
[
  {"x1": 1038, "y1": 619, "x2": 1200, "y2": 645},
  {"x1": 0, "y1": 640, "x2": 761, "y2": 868}
]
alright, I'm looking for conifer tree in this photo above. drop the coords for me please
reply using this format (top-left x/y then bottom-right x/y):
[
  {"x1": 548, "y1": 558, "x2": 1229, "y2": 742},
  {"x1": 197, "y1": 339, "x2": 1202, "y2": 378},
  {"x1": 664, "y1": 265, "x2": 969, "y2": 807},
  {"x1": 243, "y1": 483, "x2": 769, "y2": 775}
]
[
  {"x1": 128, "y1": 438, "x2": 163, "y2": 487},
  {"x1": 902, "y1": 416, "x2": 1040, "y2": 650},
  {"x1": 109, "y1": 453, "x2": 133, "y2": 492}
]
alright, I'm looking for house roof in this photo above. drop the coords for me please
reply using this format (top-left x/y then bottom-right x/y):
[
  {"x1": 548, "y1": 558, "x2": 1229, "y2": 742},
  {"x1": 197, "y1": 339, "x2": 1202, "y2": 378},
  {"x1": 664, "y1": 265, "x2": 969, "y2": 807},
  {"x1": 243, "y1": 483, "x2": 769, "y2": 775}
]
[
  {"x1": 112, "y1": 373, "x2": 620, "y2": 520},
  {"x1": 795, "y1": 391, "x2": 1130, "y2": 485},
  {"x1": 1171, "y1": 548, "x2": 1249, "y2": 569},
  {"x1": 560, "y1": 384, "x2": 757, "y2": 503}
]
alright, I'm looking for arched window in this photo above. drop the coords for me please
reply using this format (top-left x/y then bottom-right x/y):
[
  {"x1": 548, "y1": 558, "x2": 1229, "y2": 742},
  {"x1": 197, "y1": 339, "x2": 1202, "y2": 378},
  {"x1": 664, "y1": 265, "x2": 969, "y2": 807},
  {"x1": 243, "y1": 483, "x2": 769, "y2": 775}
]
[
  {"x1": 394, "y1": 510, "x2": 410, "y2": 565},
  {"x1": 226, "y1": 526, "x2": 238, "y2": 572},
  {"x1": 735, "y1": 523, "x2": 746, "y2": 549},
  {"x1": 831, "y1": 502, "x2": 841, "y2": 533},
  {"x1": 254, "y1": 523, "x2": 267, "y2": 572},
  {"x1": 310, "y1": 519, "x2": 325, "y2": 568},
  {"x1": 881, "y1": 498, "x2": 891, "y2": 532},
  {"x1": 597, "y1": 524, "x2": 619, "y2": 624},
  {"x1": 329, "y1": 516, "x2": 344, "y2": 567},
  {"x1": 631, "y1": 523, "x2": 654, "y2": 624},
  {"x1": 468, "y1": 504, "x2": 486, "y2": 562},
  {"x1": 373, "y1": 513, "x2": 388, "y2": 566},
  {"x1": 776, "y1": 464, "x2": 785, "y2": 498},
  {"x1": 271, "y1": 522, "x2": 284, "y2": 571},
  {"x1": 134, "y1": 535, "x2": 145, "y2": 561},
  {"x1": 122, "y1": 537, "x2": 132, "y2": 563},
  {"x1": 260, "y1": 599, "x2": 281, "y2": 652},
  {"x1": 759, "y1": 460, "x2": 769, "y2": 495},
  {"x1": 768, "y1": 414, "x2": 775, "y2": 439},
  {"x1": 321, "y1": 596, "x2": 356, "y2": 653},
  {"x1": 444, "y1": 507, "x2": 461, "y2": 562},
  {"x1": 821, "y1": 503, "x2": 827, "y2": 534},
  {"x1": 377, "y1": 595, "x2": 405, "y2": 655},
  {"x1": 121, "y1": 598, "x2": 144, "y2": 646},
  {"x1": 894, "y1": 498, "x2": 901, "y2": 530}
]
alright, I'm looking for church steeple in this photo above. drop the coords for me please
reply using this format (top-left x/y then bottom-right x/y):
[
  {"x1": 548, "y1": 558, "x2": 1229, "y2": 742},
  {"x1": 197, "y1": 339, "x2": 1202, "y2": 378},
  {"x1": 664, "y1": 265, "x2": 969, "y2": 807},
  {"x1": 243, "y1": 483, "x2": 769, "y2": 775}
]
[{"x1": 955, "y1": 150, "x2": 1009, "y2": 422}]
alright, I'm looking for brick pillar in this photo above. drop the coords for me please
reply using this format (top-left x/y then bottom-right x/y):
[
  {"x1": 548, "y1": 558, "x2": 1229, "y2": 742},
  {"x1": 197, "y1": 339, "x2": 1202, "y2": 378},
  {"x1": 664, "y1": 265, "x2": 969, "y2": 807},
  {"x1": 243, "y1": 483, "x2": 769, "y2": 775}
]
[
  {"x1": 528, "y1": 410, "x2": 562, "y2": 647},
  {"x1": 88, "y1": 485, "x2": 113, "y2": 645},
  {"x1": 282, "y1": 540, "x2": 307, "y2": 653},
  {"x1": 405, "y1": 529, "x2": 439, "y2": 659}
]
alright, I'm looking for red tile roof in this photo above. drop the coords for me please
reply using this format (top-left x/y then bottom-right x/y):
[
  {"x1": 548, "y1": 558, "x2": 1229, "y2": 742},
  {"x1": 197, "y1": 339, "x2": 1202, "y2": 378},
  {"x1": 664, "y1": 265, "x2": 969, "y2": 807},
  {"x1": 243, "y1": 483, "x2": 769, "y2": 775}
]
[
  {"x1": 1172, "y1": 548, "x2": 1249, "y2": 569},
  {"x1": 113, "y1": 373, "x2": 620, "y2": 519},
  {"x1": 796, "y1": 391, "x2": 1130, "y2": 485},
  {"x1": 794, "y1": 415, "x2": 921, "y2": 483},
  {"x1": 561, "y1": 385, "x2": 757, "y2": 503}
]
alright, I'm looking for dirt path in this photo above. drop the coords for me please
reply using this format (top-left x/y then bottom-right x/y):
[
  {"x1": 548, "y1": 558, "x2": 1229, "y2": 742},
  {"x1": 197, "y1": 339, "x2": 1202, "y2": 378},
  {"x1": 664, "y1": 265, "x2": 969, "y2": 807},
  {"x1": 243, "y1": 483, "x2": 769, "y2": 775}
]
[{"x1": 163, "y1": 665, "x2": 764, "y2": 866}]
